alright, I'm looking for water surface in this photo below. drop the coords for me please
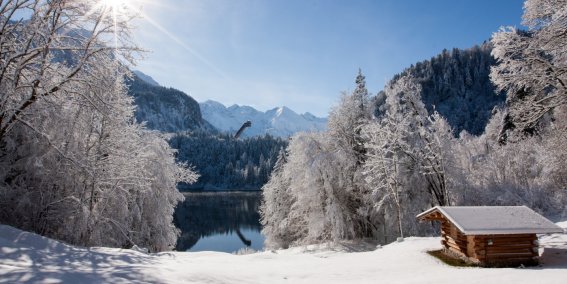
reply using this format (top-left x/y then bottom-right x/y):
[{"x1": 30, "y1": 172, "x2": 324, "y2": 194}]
[{"x1": 174, "y1": 191, "x2": 264, "y2": 253}]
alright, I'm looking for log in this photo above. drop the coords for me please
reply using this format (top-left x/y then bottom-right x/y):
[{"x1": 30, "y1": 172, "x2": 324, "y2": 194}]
[
  {"x1": 482, "y1": 247, "x2": 535, "y2": 255},
  {"x1": 477, "y1": 253, "x2": 535, "y2": 260},
  {"x1": 476, "y1": 234, "x2": 535, "y2": 238},
  {"x1": 444, "y1": 240, "x2": 462, "y2": 251},
  {"x1": 484, "y1": 238, "x2": 537, "y2": 244},
  {"x1": 486, "y1": 251, "x2": 535, "y2": 256},
  {"x1": 475, "y1": 244, "x2": 535, "y2": 251},
  {"x1": 473, "y1": 239, "x2": 535, "y2": 248},
  {"x1": 445, "y1": 238, "x2": 466, "y2": 250},
  {"x1": 474, "y1": 235, "x2": 536, "y2": 242},
  {"x1": 488, "y1": 245, "x2": 537, "y2": 250},
  {"x1": 447, "y1": 245, "x2": 467, "y2": 257},
  {"x1": 443, "y1": 240, "x2": 465, "y2": 253},
  {"x1": 475, "y1": 248, "x2": 538, "y2": 255},
  {"x1": 445, "y1": 234, "x2": 466, "y2": 242},
  {"x1": 445, "y1": 236, "x2": 467, "y2": 246},
  {"x1": 497, "y1": 243, "x2": 535, "y2": 248}
]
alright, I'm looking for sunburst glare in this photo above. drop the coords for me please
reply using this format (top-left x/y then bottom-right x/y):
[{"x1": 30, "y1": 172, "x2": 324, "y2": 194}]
[
  {"x1": 86, "y1": 0, "x2": 229, "y2": 78},
  {"x1": 102, "y1": 0, "x2": 131, "y2": 12},
  {"x1": 86, "y1": 0, "x2": 143, "y2": 50}
]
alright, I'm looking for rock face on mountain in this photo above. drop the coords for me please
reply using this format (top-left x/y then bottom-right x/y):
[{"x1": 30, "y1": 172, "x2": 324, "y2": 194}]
[
  {"x1": 127, "y1": 73, "x2": 214, "y2": 133},
  {"x1": 200, "y1": 100, "x2": 327, "y2": 137}
]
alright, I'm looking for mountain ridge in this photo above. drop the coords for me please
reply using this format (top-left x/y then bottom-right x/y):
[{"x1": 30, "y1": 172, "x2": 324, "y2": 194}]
[
  {"x1": 132, "y1": 70, "x2": 160, "y2": 87},
  {"x1": 200, "y1": 100, "x2": 327, "y2": 137},
  {"x1": 127, "y1": 73, "x2": 215, "y2": 133}
]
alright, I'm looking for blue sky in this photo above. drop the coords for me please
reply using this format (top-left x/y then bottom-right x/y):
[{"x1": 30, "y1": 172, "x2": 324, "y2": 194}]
[{"x1": 132, "y1": 0, "x2": 524, "y2": 117}]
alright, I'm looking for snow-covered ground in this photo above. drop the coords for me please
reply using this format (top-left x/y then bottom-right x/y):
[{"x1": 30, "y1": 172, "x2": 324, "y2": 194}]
[{"x1": 1, "y1": 223, "x2": 566, "y2": 284}]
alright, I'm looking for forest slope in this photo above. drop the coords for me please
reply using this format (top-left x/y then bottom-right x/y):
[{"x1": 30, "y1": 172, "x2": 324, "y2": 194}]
[{"x1": 377, "y1": 43, "x2": 504, "y2": 136}]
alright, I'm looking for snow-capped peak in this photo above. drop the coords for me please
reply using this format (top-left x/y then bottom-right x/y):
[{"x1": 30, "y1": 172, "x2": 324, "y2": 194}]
[{"x1": 199, "y1": 100, "x2": 327, "y2": 137}]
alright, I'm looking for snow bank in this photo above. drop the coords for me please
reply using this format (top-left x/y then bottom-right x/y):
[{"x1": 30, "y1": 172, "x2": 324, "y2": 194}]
[{"x1": 1, "y1": 224, "x2": 566, "y2": 283}]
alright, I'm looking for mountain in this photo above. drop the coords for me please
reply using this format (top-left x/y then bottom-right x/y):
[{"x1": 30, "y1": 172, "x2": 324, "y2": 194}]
[
  {"x1": 126, "y1": 73, "x2": 291, "y2": 190},
  {"x1": 127, "y1": 74, "x2": 215, "y2": 133},
  {"x1": 132, "y1": 70, "x2": 160, "y2": 87},
  {"x1": 200, "y1": 100, "x2": 327, "y2": 137},
  {"x1": 376, "y1": 43, "x2": 505, "y2": 136}
]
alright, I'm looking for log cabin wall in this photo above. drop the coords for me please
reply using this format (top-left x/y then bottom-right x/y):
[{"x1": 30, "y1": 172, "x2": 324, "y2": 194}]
[
  {"x1": 439, "y1": 221, "x2": 538, "y2": 266},
  {"x1": 470, "y1": 234, "x2": 538, "y2": 265}
]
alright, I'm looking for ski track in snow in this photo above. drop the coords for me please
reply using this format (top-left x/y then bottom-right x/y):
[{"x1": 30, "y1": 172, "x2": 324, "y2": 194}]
[{"x1": 0, "y1": 222, "x2": 566, "y2": 283}]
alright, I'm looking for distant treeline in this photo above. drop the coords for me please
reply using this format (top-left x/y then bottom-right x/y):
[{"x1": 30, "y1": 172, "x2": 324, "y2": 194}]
[{"x1": 170, "y1": 132, "x2": 288, "y2": 190}]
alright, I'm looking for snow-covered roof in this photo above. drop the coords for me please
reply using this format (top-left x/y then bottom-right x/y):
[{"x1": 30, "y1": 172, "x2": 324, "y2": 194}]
[{"x1": 416, "y1": 206, "x2": 564, "y2": 235}]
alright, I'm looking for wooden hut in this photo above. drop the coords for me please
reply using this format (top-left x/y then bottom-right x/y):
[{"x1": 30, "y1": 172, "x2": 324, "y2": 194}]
[{"x1": 417, "y1": 206, "x2": 564, "y2": 266}]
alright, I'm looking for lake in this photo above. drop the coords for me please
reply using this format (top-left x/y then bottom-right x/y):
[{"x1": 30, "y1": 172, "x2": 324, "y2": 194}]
[{"x1": 173, "y1": 191, "x2": 264, "y2": 253}]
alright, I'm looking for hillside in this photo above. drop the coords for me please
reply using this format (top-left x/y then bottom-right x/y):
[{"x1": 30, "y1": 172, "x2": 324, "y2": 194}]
[
  {"x1": 200, "y1": 100, "x2": 327, "y2": 137},
  {"x1": 376, "y1": 43, "x2": 505, "y2": 136},
  {"x1": 127, "y1": 74, "x2": 215, "y2": 133},
  {"x1": 0, "y1": 223, "x2": 565, "y2": 283}
]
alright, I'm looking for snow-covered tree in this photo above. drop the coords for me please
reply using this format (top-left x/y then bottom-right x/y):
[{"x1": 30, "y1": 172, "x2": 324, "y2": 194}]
[
  {"x1": 362, "y1": 115, "x2": 412, "y2": 238},
  {"x1": 0, "y1": 0, "x2": 197, "y2": 252},
  {"x1": 326, "y1": 70, "x2": 374, "y2": 236},
  {"x1": 354, "y1": 68, "x2": 370, "y2": 115},
  {"x1": 372, "y1": 76, "x2": 449, "y2": 205},
  {"x1": 275, "y1": 132, "x2": 364, "y2": 245},
  {"x1": 490, "y1": 0, "x2": 567, "y2": 141},
  {"x1": 328, "y1": 69, "x2": 371, "y2": 165},
  {"x1": 260, "y1": 147, "x2": 296, "y2": 248},
  {"x1": 0, "y1": 0, "x2": 140, "y2": 140},
  {"x1": 362, "y1": 76, "x2": 452, "y2": 239},
  {"x1": 261, "y1": 71, "x2": 377, "y2": 248}
]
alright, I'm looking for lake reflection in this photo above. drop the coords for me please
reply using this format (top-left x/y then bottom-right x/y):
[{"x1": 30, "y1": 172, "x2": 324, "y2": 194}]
[{"x1": 173, "y1": 191, "x2": 264, "y2": 253}]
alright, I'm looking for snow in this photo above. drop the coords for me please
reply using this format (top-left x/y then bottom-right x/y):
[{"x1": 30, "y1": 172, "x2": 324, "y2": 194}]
[
  {"x1": 1, "y1": 223, "x2": 566, "y2": 283},
  {"x1": 199, "y1": 100, "x2": 327, "y2": 137},
  {"x1": 418, "y1": 206, "x2": 564, "y2": 235}
]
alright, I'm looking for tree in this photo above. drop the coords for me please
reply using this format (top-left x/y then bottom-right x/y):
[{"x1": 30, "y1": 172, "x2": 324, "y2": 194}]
[
  {"x1": 279, "y1": 132, "x2": 363, "y2": 244},
  {"x1": 0, "y1": 0, "x2": 140, "y2": 141},
  {"x1": 260, "y1": 147, "x2": 295, "y2": 248},
  {"x1": 354, "y1": 68, "x2": 370, "y2": 114},
  {"x1": 362, "y1": 114, "x2": 412, "y2": 238},
  {"x1": 0, "y1": 0, "x2": 196, "y2": 252},
  {"x1": 381, "y1": 75, "x2": 450, "y2": 206},
  {"x1": 261, "y1": 71, "x2": 380, "y2": 248},
  {"x1": 362, "y1": 76, "x2": 451, "y2": 239},
  {"x1": 326, "y1": 70, "x2": 374, "y2": 236},
  {"x1": 329, "y1": 69, "x2": 371, "y2": 160},
  {"x1": 490, "y1": 0, "x2": 567, "y2": 142}
]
